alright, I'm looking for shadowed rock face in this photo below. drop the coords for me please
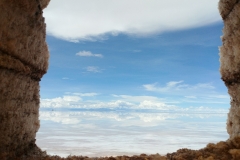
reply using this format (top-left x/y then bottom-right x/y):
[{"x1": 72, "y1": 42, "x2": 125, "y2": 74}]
[
  {"x1": 0, "y1": 0, "x2": 50, "y2": 157},
  {"x1": 219, "y1": 0, "x2": 240, "y2": 139}
]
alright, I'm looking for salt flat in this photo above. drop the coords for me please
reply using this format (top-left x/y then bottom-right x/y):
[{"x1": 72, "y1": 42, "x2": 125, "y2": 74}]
[{"x1": 36, "y1": 108, "x2": 228, "y2": 157}]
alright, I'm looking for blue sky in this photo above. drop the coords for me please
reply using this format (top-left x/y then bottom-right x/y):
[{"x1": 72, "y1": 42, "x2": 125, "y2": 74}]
[{"x1": 40, "y1": 0, "x2": 229, "y2": 110}]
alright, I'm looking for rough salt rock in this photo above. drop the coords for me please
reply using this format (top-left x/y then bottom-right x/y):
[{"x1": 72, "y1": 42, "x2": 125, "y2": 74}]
[
  {"x1": 1, "y1": 0, "x2": 240, "y2": 159},
  {"x1": 219, "y1": 0, "x2": 240, "y2": 139},
  {"x1": 0, "y1": 0, "x2": 49, "y2": 158}
]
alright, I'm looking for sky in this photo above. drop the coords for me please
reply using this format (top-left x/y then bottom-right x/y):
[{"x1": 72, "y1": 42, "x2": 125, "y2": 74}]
[
  {"x1": 40, "y1": 0, "x2": 229, "y2": 110},
  {"x1": 37, "y1": 0, "x2": 230, "y2": 157}
]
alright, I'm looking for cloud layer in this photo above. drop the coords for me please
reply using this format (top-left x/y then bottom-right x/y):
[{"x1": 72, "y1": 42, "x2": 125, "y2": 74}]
[
  {"x1": 39, "y1": 109, "x2": 227, "y2": 126},
  {"x1": 40, "y1": 96, "x2": 174, "y2": 110},
  {"x1": 44, "y1": 0, "x2": 221, "y2": 42},
  {"x1": 40, "y1": 90, "x2": 228, "y2": 111}
]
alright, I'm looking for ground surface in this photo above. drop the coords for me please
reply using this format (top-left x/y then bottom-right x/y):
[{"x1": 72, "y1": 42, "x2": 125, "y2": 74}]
[{"x1": 2, "y1": 137, "x2": 240, "y2": 160}]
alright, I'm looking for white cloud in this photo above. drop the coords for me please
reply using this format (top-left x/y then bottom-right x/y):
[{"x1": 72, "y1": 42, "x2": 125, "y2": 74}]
[
  {"x1": 44, "y1": 0, "x2": 221, "y2": 42},
  {"x1": 40, "y1": 92, "x2": 229, "y2": 110},
  {"x1": 139, "y1": 100, "x2": 170, "y2": 110},
  {"x1": 143, "y1": 81, "x2": 215, "y2": 93},
  {"x1": 41, "y1": 95, "x2": 82, "y2": 108},
  {"x1": 85, "y1": 66, "x2": 102, "y2": 73},
  {"x1": 39, "y1": 112, "x2": 81, "y2": 124},
  {"x1": 41, "y1": 93, "x2": 101, "y2": 108},
  {"x1": 40, "y1": 94, "x2": 174, "y2": 110},
  {"x1": 63, "y1": 96, "x2": 81, "y2": 102},
  {"x1": 76, "y1": 51, "x2": 103, "y2": 58},
  {"x1": 142, "y1": 81, "x2": 229, "y2": 105},
  {"x1": 39, "y1": 108, "x2": 227, "y2": 126}
]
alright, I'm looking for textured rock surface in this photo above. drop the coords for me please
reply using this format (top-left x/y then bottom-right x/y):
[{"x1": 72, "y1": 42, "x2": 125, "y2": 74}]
[
  {"x1": 1, "y1": 0, "x2": 240, "y2": 159},
  {"x1": 0, "y1": 0, "x2": 49, "y2": 158},
  {"x1": 219, "y1": 0, "x2": 240, "y2": 139}
]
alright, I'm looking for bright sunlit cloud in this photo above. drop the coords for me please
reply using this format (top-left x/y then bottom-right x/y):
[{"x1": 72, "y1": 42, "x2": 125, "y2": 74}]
[{"x1": 44, "y1": 0, "x2": 221, "y2": 42}]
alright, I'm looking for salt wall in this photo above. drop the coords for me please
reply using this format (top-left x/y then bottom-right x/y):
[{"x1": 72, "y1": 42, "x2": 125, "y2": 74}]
[
  {"x1": 0, "y1": 0, "x2": 240, "y2": 158},
  {"x1": 0, "y1": 0, "x2": 50, "y2": 157},
  {"x1": 219, "y1": 0, "x2": 240, "y2": 139}
]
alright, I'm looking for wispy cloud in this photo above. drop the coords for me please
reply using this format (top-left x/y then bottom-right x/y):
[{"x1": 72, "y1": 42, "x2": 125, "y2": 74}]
[
  {"x1": 76, "y1": 51, "x2": 103, "y2": 58},
  {"x1": 143, "y1": 81, "x2": 215, "y2": 93},
  {"x1": 142, "y1": 81, "x2": 229, "y2": 105},
  {"x1": 44, "y1": 0, "x2": 220, "y2": 42},
  {"x1": 85, "y1": 66, "x2": 102, "y2": 73}
]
